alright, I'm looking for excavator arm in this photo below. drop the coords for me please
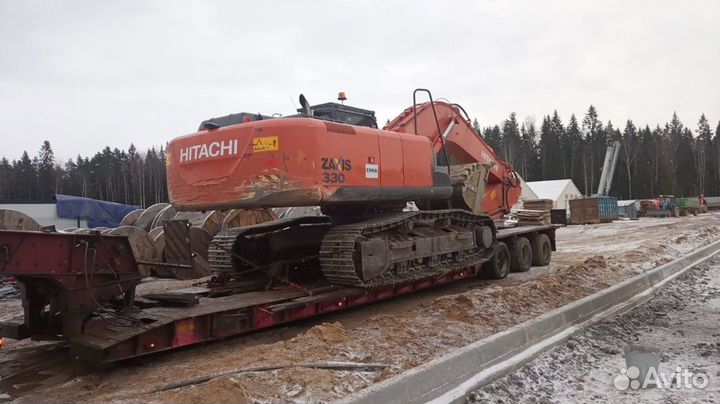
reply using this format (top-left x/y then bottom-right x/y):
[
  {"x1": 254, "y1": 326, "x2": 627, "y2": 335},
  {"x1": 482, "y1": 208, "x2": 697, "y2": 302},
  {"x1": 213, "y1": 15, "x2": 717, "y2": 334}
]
[{"x1": 385, "y1": 99, "x2": 521, "y2": 218}]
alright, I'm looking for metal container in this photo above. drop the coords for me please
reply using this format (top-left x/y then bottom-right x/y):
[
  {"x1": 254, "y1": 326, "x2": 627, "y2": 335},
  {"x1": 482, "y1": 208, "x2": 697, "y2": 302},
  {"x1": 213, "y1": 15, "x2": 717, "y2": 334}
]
[
  {"x1": 550, "y1": 209, "x2": 567, "y2": 225},
  {"x1": 706, "y1": 196, "x2": 720, "y2": 210},
  {"x1": 569, "y1": 197, "x2": 618, "y2": 224},
  {"x1": 676, "y1": 197, "x2": 700, "y2": 209},
  {"x1": 617, "y1": 200, "x2": 639, "y2": 219}
]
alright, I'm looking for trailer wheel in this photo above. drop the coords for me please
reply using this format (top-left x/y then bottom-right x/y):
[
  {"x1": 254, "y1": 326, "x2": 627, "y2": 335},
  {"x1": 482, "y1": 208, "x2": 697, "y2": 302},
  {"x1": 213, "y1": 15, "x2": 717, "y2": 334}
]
[
  {"x1": 510, "y1": 237, "x2": 532, "y2": 272},
  {"x1": 483, "y1": 241, "x2": 510, "y2": 279},
  {"x1": 531, "y1": 234, "x2": 552, "y2": 266}
]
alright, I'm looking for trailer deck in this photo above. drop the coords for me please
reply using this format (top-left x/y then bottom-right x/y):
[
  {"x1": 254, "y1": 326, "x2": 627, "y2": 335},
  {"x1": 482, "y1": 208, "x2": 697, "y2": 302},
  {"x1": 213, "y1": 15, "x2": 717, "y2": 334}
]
[
  {"x1": 0, "y1": 224, "x2": 556, "y2": 363},
  {"x1": 67, "y1": 269, "x2": 487, "y2": 362}
]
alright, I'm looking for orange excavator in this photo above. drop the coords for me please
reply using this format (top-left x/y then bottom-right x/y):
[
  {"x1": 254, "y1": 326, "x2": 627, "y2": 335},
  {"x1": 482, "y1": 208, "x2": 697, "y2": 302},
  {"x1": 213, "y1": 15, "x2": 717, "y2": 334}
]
[{"x1": 166, "y1": 89, "x2": 522, "y2": 287}]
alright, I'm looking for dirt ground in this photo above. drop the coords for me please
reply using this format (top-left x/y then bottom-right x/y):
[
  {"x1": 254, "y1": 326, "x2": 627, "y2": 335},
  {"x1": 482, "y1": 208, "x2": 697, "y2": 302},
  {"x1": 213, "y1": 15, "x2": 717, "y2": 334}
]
[
  {"x1": 1, "y1": 213, "x2": 720, "y2": 403},
  {"x1": 467, "y1": 256, "x2": 720, "y2": 404}
]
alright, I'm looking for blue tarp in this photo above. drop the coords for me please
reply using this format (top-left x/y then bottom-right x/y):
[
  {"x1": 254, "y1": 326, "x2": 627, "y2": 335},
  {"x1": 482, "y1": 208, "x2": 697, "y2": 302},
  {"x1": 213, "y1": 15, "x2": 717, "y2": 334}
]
[{"x1": 55, "y1": 194, "x2": 140, "y2": 228}]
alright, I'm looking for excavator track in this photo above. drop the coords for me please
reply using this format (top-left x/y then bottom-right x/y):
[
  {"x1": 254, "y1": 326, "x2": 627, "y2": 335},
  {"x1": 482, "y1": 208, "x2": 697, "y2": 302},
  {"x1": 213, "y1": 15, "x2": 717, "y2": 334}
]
[
  {"x1": 208, "y1": 216, "x2": 332, "y2": 276},
  {"x1": 320, "y1": 209, "x2": 495, "y2": 288}
]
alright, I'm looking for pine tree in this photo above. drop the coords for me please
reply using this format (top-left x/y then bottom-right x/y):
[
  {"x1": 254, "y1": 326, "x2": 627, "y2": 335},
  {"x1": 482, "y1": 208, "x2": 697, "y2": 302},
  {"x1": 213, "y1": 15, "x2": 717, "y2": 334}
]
[
  {"x1": 36, "y1": 140, "x2": 56, "y2": 200},
  {"x1": 582, "y1": 105, "x2": 604, "y2": 195},
  {"x1": 15, "y1": 151, "x2": 36, "y2": 200},
  {"x1": 482, "y1": 125, "x2": 503, "y2": 155},
  {"x1": 621, "y1": 120, "x2": 638, "y2": 198},
  {"x1": 472, "y1": 118, "x2": 481, "y2": 134},
  {"x1": 635, "y1": 125, "x2": 655, "y2": 197},
  {"x1": 0, "y1": 158, "x2": 12, "y2": 199},
  {"x1": 664, "y1": 112, "x2": 684, "y2": 194},
  {"x1": 549, "y1": 111, "x2": 565, "y2": 178},
  {"x1": 676, "y1": 127, "x2": 696, "y2": 195},
  {"x1": 539, "y1": 115, "x2": 562, "y2": 180},
  {"x1": 695, "y1": 114, "x2": 712, "y2": 195},
  {"x1": 501, "y1": 113, "x2": 522, "y2": 169},
  {"x1": 519, "y1": 122, "x2": 539, "y2": 180},
  {"x1": 127, "y1": 143, "x2": 143, "y2": 205},
  {"x1": 565, "y1": 114, "x2": 583, "y2": 192}
]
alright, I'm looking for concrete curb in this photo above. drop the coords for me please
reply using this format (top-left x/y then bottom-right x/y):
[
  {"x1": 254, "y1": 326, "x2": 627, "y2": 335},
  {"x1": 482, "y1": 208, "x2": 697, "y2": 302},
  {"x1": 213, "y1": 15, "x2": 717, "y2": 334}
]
[{"x1": 338, "y1": 239, "x2": 720, "y2": 404}]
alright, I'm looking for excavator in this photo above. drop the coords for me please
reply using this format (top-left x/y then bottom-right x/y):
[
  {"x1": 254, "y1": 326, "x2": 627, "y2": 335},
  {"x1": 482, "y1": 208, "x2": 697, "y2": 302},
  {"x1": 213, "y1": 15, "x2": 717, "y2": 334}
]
[{"x1": 166, "y1": 89, "x2": 524, "y2": 287}]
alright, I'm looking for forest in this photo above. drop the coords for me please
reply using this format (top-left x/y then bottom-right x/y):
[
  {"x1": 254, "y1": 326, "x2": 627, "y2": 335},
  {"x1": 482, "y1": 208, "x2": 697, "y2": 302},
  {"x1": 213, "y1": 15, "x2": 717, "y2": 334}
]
[
  {"x1": 479, "y1": 106, "x2": 719, "y2": 199},
  {"x1": 0, "y1": 105, "x2": 718, "y2": 207}
]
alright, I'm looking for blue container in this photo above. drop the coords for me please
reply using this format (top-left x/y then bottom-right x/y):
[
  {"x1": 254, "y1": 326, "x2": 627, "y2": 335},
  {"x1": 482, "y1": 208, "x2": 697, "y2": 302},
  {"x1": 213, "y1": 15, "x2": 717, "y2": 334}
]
[
  {"x1": 570, "y1": 197, "x2": 618, "y2": 224},
  {"x1": 598, "y1": 196, "x2": 619, "y2": 222}
]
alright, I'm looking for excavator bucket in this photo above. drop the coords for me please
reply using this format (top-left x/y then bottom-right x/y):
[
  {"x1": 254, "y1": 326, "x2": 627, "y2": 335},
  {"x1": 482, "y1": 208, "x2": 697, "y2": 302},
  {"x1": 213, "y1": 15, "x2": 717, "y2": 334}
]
[{"x1": 449, "y1": 163, "x2": 492, "y2": 214}]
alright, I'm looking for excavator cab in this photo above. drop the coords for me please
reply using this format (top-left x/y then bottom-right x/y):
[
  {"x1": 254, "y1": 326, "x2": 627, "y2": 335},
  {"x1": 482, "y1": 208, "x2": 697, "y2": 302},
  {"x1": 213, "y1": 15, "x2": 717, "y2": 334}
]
[
  {"x1": 298, "y1": 102, "x2": 377, "y2": 128},
  {"x1": 197, "y1": 94, "x2": 377, "y2": 131}
]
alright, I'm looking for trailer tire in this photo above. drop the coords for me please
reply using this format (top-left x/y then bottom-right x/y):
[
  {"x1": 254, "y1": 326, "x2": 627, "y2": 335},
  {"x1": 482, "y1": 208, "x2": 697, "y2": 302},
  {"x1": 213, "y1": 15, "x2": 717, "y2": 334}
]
[
  {"x1": 483, "y1": 241, "x2": 510, "y2": 279},
  {"x1": 510, "y1": 237, "x2": 532, "y2": 272},
  {"x1": 531, "y1": 234, "x2": 552, "y2": 266}
]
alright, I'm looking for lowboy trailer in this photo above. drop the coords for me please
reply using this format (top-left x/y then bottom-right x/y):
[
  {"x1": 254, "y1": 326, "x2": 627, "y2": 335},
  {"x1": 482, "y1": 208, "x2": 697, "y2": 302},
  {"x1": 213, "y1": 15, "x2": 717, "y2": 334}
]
[{"x1": 0, "y1": 222, "x2": 555, "y2": 363}]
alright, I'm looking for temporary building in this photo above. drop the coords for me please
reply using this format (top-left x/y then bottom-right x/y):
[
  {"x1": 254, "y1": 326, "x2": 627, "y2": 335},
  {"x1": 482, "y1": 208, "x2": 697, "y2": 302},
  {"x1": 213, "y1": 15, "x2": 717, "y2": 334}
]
[
  {"x1": 525, "y1": 179, "x2": 582, "y2": 211},
  {"x1": 511, "y1": 175, "x2": 540, "y2": 210}
]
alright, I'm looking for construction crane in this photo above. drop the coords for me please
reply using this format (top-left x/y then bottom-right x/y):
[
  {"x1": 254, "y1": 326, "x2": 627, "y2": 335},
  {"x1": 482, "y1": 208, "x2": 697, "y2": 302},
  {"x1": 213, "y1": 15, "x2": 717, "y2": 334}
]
[{"x1": 596, "y1": 141, "x2": 621, "y2": 196}]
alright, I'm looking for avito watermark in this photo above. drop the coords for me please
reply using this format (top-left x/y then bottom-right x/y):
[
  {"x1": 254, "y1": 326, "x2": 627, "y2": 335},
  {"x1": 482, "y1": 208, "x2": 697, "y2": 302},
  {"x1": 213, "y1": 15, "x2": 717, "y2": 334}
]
[{"x1": 614, "y1": 365, "x2": 710, "y2": 390}]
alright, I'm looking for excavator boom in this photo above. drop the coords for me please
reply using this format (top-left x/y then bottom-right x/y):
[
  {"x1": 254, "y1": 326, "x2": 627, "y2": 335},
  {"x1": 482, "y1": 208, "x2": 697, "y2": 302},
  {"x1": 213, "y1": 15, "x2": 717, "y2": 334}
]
[{"x1": 384, "y1": 99, "x2": 520, "y2": 217}]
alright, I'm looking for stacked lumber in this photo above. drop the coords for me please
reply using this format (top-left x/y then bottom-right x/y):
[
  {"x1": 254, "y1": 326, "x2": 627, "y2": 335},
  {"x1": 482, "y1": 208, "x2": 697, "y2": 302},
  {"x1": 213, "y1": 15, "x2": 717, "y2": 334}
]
[
  {"x1": 515, "y1": 209, "x2": 550, "y2": 225},
  {"x1": 522, "y1": 199, "x2": 553, "y2": 211},
  {"x1": 516, "y1": 199, "x2": 552, "y2": 225}
]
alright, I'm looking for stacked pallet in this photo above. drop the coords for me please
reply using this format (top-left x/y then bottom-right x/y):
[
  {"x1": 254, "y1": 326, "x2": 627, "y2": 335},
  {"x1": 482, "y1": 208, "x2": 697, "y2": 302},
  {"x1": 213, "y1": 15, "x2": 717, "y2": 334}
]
[
  {"x1": 515, "y1": 199, "x2": 552, "y2": 225},
  {"x1": 569, "y1": 197, "x2": 618, "y2": 224},
  {"x1": 515, "y1": 209, "x2": 551, "y2": 225}
]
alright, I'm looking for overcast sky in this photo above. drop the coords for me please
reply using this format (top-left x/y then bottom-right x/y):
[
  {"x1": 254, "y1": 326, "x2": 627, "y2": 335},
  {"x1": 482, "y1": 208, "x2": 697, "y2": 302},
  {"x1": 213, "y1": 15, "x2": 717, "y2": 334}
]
[{"x1": 1, "y1": 0, "x2": 719, "y2": 161}]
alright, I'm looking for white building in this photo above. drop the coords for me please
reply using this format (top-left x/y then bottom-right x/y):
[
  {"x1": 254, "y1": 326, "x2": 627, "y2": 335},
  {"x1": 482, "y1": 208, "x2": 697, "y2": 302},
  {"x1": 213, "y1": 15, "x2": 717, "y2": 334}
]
[
  {"x1": 525, "y1": 179, "x2": 582, "y2": 211},
  {"x1": 0, "y1": 203, "x2": 88, "y2": 229},
  {"x1": 512, "y1": 175, "x2": 540, "y2": 210}
]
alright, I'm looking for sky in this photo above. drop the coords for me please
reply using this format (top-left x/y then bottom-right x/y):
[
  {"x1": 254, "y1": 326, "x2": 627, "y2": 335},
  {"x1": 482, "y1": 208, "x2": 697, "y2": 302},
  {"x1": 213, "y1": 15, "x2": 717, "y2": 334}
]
[{"x1": 1, "y1": 0, "x2": 719, "y2": 162}]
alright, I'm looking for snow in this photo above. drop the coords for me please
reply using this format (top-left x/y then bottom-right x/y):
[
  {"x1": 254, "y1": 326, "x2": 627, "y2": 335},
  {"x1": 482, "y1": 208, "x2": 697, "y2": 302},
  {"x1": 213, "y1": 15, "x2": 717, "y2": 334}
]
[
  {"x1": 467, "y1": 257, "x2": 720, "y2": 404},
  {"x1": 618, "y1": 199, "x2": 638, "y2": 207}
]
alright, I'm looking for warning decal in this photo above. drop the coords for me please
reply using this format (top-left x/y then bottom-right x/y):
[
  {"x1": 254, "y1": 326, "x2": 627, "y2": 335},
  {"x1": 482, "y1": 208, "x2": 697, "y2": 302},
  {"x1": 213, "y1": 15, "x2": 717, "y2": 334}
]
[{"x1": 252, "y1": 136, "x2": 279, "y2": 153}]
